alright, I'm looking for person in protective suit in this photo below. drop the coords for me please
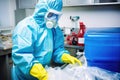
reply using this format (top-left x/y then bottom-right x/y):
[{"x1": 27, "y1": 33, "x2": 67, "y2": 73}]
[{"x1": 12, "y1": 0, "x2": 82, "y2": 80}]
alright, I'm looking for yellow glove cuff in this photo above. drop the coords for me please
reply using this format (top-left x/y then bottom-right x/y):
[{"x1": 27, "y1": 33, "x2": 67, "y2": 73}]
[
  {"x1": 30, "y1": 63, "x2": 48, "y2": 80},
  {"x1": 61, "y1": 53, "x2": 82, "y2": 66}
]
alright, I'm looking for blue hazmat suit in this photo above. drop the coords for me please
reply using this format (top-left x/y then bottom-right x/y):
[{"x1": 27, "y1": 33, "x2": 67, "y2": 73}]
[{"x1": 12, "y1": 0, "x2": 69, "y2": 80}]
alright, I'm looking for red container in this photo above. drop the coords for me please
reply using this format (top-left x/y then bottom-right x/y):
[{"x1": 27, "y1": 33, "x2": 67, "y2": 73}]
[
  {"x1": 66, "y1": 32, "x2": 78, "y2": 45},
  {"x1": 77, "y1": 22, "x2": 86, "y2": 46}
]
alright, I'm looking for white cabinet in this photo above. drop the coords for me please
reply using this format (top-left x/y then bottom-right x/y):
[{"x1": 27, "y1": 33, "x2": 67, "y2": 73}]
[
  {"x1": 63, "y1": 0, "x2": 94, "y2": 6},
  {"x1": 63, "y1": 0, "x2": 120, "y2": 6},
  {"x1": 94, "y1": 0, "x2": 119, "y2": 3},
  {"x1": 18, "y1": 0, "x2": 38, "y2": 9}
]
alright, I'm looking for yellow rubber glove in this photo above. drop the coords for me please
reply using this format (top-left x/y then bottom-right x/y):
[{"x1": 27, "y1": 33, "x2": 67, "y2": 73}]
[
  {"x1": 30, "y1": 63, "x2": 48, "y2": 80},
  {"x1": 61, "y1": 53, "x2": 82, "y2": 66}
]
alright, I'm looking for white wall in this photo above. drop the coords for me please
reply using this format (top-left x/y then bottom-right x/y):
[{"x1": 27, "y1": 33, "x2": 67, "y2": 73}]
[
  {"x1": 0, "y1": 0, "x2": 16, "y2": 28},
  {"x1": 0, "y1": 0, "x2": 10, "y2": 27},
  {"x1": 9, "y1": 0, "x2": 16, "y2": 28},
  {"x1": 24, "y1": 5, "x2": 120, "y2": 28},
  {"x1": 59, "y1": 5, "x2": 120, "y2": 28}
]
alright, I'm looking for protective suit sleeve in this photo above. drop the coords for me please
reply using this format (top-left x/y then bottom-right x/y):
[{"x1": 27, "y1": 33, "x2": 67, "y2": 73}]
[
  {"x1": 30, "y1": 63, "x2": 48, "y2": 80},
  {"x1": 61, "y1": 53, "x2": 82, "y2": 66},
  {"x1": 12, "y1": 19, "x2": 38, "y2": 78},
  {"x1": 52, "y1": 27, "x2": 69, "y2": 63}
]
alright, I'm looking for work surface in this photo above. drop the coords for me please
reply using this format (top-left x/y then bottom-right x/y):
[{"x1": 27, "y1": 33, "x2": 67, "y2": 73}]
[{"x1": 0, "y1": 35, "x2": 12, "y2": 80}]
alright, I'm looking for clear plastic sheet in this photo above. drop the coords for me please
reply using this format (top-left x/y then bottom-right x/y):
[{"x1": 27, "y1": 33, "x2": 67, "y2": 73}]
[
  {"x1": 46, "y1": 64, "x2": 120, "y2": 80},
  {"x1": 46, "y1": 67, "x2": 71, "y2": 80}
]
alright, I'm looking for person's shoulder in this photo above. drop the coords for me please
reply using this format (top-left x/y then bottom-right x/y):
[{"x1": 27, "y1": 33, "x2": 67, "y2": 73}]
[
  {"x1": 16, "y1": 16, "x2": 36, "y2": 29},
  {"x1": 16, "y1": 17, "x2": 29, "y2": 27},
  {"x1": 54, "y1": 26, "x2": 62, "y2": 31},
  {"x1": 17, "y1": 16, "x2": 32, "y2": 25},
  {"x1": 14, "y1": 17, "x2": 36, "y2": 33}
]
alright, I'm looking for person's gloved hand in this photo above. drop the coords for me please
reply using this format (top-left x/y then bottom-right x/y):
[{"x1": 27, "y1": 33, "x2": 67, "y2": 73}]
[
  {"x1": 61, "y1": 53, "x2": 82, "y2": 66},
  {"x1": 30, "y1": 63, "x2": 48, "y2": 80}
]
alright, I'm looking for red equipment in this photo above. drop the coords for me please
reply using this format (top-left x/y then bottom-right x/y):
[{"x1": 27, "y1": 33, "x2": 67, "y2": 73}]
[
  {"x1": 66, "y1": 32, "x2": 78, "y2": 45},
  {"x1": 77, "y1": 22, "x2": 86, "y2": 46},
  {"x1": 66, "y1": 22, "x2": 86, "y2": 46}
]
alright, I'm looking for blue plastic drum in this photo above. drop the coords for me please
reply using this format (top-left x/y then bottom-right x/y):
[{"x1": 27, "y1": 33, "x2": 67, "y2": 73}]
[{"x1": 84, "y1": 27, "x2": 120, "y2": 72}]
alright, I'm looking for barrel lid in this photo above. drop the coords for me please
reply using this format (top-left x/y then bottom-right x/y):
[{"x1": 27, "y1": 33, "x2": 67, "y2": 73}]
[{"x1": 85, "y1": 27, "x2": 120, "y2": 39}]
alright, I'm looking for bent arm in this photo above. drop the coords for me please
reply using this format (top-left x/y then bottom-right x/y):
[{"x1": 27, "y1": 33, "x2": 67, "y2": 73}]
[
  {"x1": 12, "y1": 24, "x2": 37, "y2": 77},
  {"x1": 52, "y1": 27, "x2": 69, "y2": 63}
]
